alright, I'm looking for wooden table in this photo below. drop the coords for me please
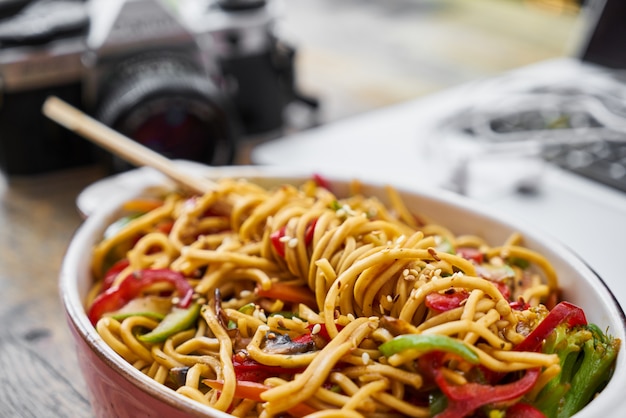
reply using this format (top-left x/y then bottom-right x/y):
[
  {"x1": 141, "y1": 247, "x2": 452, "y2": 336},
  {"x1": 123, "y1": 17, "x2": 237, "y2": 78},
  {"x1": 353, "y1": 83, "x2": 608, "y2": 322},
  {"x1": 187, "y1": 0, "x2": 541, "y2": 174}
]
[
  {"x1": 0, "y1": 166, "x2": 105, "y2": 417},
  {"x1": 0, "y1": 1, "x2": 577, "y2": 416}
]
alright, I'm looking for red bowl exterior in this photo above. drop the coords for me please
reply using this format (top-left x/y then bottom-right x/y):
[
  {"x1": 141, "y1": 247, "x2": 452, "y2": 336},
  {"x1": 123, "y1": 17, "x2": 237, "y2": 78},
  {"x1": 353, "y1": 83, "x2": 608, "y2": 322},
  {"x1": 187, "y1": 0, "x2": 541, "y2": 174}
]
[{"x1": 65, "y1": 312, "x2": 215, "y2": 418}]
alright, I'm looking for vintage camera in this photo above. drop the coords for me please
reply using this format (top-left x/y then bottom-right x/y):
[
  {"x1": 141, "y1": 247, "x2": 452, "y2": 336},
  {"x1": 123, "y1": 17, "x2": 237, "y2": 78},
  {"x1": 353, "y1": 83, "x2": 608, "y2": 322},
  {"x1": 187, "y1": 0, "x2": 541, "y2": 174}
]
[{"x1": 0, "y1": 0, "x2": 314, "y2": 175}]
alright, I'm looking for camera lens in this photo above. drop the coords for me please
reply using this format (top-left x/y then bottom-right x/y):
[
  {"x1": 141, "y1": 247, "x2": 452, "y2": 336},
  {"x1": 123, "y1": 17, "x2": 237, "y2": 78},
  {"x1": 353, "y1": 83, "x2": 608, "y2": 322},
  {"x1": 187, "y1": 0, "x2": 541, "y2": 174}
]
[
  {"x1": 124, "y1": 96, "x2": 236, "y2": 166},
  {"x1": 95, "y1": 53, "x2": 239, "y2": 172}
]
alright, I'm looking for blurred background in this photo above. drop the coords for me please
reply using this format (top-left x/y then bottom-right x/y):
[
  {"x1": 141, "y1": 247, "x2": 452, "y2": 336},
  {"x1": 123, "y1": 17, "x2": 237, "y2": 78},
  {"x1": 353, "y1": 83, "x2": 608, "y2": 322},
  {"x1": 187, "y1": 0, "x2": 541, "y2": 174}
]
[
  {"x1": 0, "y1": 0, "x2": 588, "y2": 175},
  {"x1": 278, "y1": 0, "x2": 582, "y2": 126}
]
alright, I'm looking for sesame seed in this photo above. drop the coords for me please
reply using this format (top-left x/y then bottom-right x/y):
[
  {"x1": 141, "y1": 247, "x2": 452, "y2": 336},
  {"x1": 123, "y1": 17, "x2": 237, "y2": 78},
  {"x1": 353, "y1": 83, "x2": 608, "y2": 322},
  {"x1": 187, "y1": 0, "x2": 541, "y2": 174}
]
[
  {"x1": 288, "y1": 238, "x2": 299, "y2": 248},
  {"x1": 258, "y1": 325, "x2": 270, "y2": 332},
  {"x1": 386, "y1": 295, "x2": 394, "y2": 303},
  {"x1": 403, "y1": 269, "x2": 410, "y2": 277},
  {"x1": 311, "y1": 323, "x2": 322, "y2": 335},
  {"x1": 292, "y1": 317, "x2": 303, "y2": 324},
  {"x1": 362, "y1": 352, "x2": 370, "y2": 365},
  {"x1": 347, "y1": 313, "x2": 355, "y2": 322},
  {"x1": 258, "y1": 311, "x2": 267, "y2": 322},
  {"x1": 279, "y1": 235, "x2": 291, "y2": 243},
  {"x1": 240, "y1": 290, "x2": 252, "y2": 298}
]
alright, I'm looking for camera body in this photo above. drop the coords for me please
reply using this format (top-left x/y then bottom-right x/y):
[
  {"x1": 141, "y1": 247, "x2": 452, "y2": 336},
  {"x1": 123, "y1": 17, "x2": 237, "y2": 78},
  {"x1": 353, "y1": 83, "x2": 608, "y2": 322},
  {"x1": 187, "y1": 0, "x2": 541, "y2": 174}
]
[{"x1": 0, "y1": 0, "x2": 307, "y2": 175}]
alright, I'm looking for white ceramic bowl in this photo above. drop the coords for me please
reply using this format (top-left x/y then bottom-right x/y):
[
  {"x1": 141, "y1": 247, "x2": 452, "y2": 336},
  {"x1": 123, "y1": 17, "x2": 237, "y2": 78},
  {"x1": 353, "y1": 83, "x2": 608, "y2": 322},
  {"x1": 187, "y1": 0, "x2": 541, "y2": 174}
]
[{"x1": 61, "y1": 163, "x2": 626, "y2": 418}]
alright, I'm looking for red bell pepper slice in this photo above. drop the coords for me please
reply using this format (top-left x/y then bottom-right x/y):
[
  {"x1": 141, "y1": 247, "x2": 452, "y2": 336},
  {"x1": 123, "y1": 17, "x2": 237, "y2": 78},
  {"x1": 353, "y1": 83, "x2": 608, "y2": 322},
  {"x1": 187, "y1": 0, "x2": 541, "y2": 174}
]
[
  {"x1": 505, "y1": 402, "x2": 546, "y2": 418},
  {"x1": 425, "y1": 290, "x2": 470, "y2": 313},
  {"x1": 88, "y1": 268, "x2": 194, "y2": 325},
  {"x1": 435, "y1": 369, "x2": 540, "y2": 418},
  {"x1": 418, "y1": 352, "x2": 540, "y2": 418},
  {"x1": 509, "y1": 298, "x2": 530, "y2": 311},
  {"x1": 456, "y1": 247, "x2": 484, "y2": 264},
  {"x1": 515, "y1": 301, "x2": 587, "y2": 352},
  {"x1": 304, "y1": 218, "x2": 317, "y2": 246},
  {"x1": 232, "y1": 356, "x2": 306, "y2": 382},
  {"x1": 270, "y1": 226, "x2": 288, "y2": 257},
  {"x1": 270, "y1": 219, "x2": 318, "y2": 258},
  {"x1": 312, "y1": 173, "x2": 331, "y2": 190},
  {"x1": 291, "y1": 322, "x2": 341, "y2": 345},
  {"x1": 100, "y1": 258, "x2": 130, "y2": 293}
]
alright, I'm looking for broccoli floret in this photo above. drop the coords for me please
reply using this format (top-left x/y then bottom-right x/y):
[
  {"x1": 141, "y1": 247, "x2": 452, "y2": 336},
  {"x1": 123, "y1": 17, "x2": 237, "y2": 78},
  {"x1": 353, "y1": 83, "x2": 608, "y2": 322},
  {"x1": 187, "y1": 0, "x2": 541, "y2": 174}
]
[{"x1": 533, "y1": 323, "x2": 620, "y2": 418}]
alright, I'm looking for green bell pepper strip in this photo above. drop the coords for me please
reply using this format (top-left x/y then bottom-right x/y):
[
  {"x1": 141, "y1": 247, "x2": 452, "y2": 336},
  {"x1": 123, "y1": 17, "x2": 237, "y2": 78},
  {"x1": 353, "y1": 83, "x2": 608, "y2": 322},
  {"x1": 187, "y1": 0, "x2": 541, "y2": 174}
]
[
  {"x1": 557, "y1": 323, "x2": 619, "y2": 417},
  {"x1": 533, "y1": 323, "x2": 620, "y2": 418},
  {"x1": 138, "y1": 303, "x2": 201, "y2": 343},
  {"x1": 378, "y1": 334, "x2": 480, "y2": 365},
  {"x1": 111, "y1": 311, "x2": 166, "y2": 321}
]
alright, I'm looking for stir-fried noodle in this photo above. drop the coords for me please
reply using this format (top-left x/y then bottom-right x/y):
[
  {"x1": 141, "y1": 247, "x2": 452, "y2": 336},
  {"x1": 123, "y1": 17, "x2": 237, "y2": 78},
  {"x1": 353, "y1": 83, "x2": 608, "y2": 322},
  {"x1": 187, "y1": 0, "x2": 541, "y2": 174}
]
[{"x1": 87, "y1": 177, "x2": 619, "y2": 418}]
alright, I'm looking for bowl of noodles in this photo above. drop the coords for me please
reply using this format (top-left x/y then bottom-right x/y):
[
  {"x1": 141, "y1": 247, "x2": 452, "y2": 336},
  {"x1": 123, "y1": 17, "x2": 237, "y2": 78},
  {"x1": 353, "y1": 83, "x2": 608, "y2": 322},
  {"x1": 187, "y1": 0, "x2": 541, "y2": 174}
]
[{"x1": 60, "y1": 163, "x2": 626, "y2": 418}]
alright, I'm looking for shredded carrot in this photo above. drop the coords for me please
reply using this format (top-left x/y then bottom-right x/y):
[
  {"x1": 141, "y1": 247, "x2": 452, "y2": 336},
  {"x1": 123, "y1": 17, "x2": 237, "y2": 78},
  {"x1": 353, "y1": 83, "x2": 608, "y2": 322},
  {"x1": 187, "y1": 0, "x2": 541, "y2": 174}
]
[
  {"x1": 203, "y1": 379, "x2": 317, "y2": 417},
  {"x1": 122, "y1": 198, "x2": 164, "y2": 213},
  {"x1": 256, "y1": 282, "x2": 318, "y2": 309}
]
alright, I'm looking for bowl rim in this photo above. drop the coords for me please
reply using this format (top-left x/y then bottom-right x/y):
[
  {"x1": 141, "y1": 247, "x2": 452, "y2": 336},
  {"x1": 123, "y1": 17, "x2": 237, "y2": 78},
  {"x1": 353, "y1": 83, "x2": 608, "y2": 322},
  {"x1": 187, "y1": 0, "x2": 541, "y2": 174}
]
[{"x1": 60, "y1": 163, "x2": 626, "y2": 418}]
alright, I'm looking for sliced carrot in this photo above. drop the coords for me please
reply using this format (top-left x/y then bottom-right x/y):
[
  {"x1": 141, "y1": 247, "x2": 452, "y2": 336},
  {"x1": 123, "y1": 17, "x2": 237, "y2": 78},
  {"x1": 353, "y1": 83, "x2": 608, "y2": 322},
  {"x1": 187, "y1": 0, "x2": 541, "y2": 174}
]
[
  {"x1": 203, "y1": 379, "x2": 317, "y2": 417},
  {"x1": 122, "y1": 198, "x2": 164, "y2": 213},
  {"x1": 256, "y1": 282, "x2": 318, "y2": 309}
]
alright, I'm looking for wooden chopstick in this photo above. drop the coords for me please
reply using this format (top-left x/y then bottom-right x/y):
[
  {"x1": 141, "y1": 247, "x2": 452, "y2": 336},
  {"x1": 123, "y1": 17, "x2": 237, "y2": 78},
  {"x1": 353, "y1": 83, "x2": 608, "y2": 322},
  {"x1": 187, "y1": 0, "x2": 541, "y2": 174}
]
[{"x1": 42, "y1": 96, "x2": 217, "y2": 194}]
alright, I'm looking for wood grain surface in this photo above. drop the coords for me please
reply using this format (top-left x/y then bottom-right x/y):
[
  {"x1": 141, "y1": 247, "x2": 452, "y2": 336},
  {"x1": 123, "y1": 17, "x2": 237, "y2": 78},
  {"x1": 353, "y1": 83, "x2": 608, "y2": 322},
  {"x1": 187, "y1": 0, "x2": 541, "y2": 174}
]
[{"x1": 0, "y1": 167, "x2": 104, "y2": 418}]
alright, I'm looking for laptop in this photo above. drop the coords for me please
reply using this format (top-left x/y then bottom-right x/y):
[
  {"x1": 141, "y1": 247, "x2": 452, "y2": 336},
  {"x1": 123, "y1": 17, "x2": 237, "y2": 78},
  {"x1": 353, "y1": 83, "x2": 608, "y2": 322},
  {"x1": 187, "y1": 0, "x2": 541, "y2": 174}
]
[{"x1": 251, "y1": 0, "x2": 626, "y2": 309}]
